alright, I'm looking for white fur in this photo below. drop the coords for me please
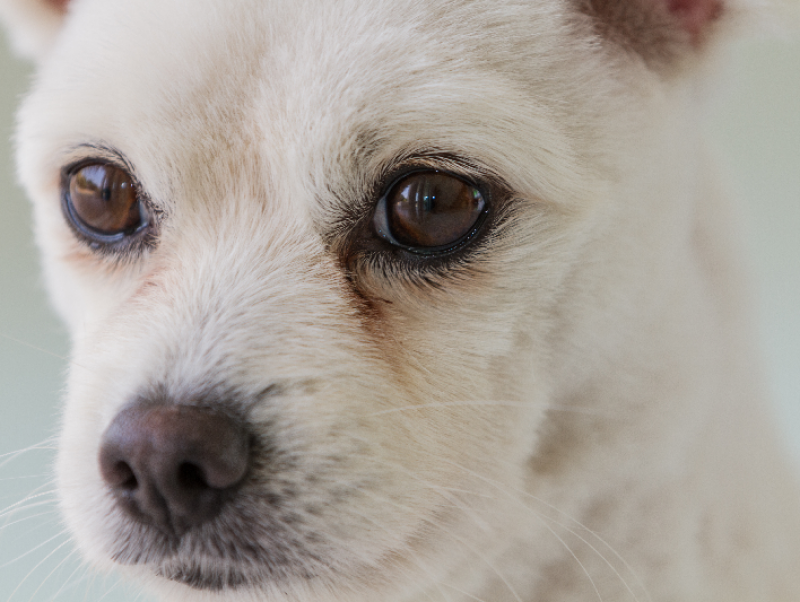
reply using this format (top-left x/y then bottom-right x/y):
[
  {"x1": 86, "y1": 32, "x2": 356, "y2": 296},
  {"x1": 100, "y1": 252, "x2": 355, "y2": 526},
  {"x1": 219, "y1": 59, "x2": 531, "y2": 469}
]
[{"x1": 2, "y1": 0, "x2": 799, "y2": 600}]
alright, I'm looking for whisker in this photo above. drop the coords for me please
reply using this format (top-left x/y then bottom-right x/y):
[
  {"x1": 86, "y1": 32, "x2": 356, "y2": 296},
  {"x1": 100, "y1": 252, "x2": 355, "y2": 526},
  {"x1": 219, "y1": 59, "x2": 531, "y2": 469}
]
[
  {"x1": 343, "y1": 504, "x2": 453, "y2": 602},
  {"x1": 4, "y1": 536, "x2": 72, "y2": 602},
  {"x1": 368, "y1": 399, "x2": 618, "y2": 418},
  {"x1": 440, "y1": 529, "x2": 524, "y2": 602},
  {"x1": 95, "y1": 576, "x2": 129, "y2": 602},
  {"x1": 0, "y1": 508, "x2": 61, "y2": 532},
  {"x1": 0, "y1": 527, "x2": 71, "y2": 570},
  {"x1": 0, "y1": 475, "x2": 53, "y2": 483},
  {"x1": 26, "y1": 545, "x2": 80, "y2": 602},
  {"x1": 535, "y1": 514, "x2": 605, "y2": 602},
  {"x1": 0, "y1": 334, "x2": 69, "y2": 364},
  {"x1": 453, "y1": 456, "x2": 653, "y2": 602},
  {"x1": 439, "y1": 458, "x2": 641, "y2": 602},
  {"x1": 0, "y1": 489, "x2": 58, "y2": 521},
  {"x1": 353, "y1": 485, "x2": 514, "y2": 602},
  {"x1": 519, "y1": 499, "x2": 651, "y2": 602},
  {"x1": 41, "y1": 552, "x2": 88, "y2": 602},
  {"x1": 335, "y1": 441, "x2": 647, "y2": 602},
  {"x1": 45, "y1": 550, "x2": 121, "y2": 602},
  {"x1": 303, "y1": 469, "x2": 469, "y2": 602},
  {"x1": 439, "y1": 583, "x2": 491, "y2": 602},
  {"x1": 0, "y1": 438, "x2": 58, "y2": 467},
  {"x1": 539, "y1": 513, "x2": 643, "y2": 602}
]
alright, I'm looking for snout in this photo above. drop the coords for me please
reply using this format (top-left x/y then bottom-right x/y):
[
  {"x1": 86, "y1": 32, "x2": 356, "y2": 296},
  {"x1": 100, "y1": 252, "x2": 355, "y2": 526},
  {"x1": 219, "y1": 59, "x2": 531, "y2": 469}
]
[{"x1": 98, "y1": 404, "x2": 251, "y2": 539}]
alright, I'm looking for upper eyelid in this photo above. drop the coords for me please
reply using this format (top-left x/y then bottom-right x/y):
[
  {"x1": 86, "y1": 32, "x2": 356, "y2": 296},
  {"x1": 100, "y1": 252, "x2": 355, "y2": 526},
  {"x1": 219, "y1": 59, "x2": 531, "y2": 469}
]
[
  {"x1": 58, "y1": 145, "x2": 157, "y2": 212},
  {"x1": 373, "y1": 153, "x2": 503, "y2": 194},
  {"x1": 333, "y1": 152, "x2": 507, "y2": 227},
  {"x1": 59, "y1": 143, "x2": 136, "y2": 174}
]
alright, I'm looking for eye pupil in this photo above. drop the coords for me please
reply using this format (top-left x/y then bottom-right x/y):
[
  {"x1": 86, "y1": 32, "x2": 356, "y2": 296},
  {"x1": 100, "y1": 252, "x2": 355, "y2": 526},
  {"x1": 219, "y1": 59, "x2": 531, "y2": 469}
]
[
  {"x1": 380, "y1": 171, "x2": 486, "y2": 251},
  {"x1": 66, "y1": 163, "x2": 144, "y2": 238}
]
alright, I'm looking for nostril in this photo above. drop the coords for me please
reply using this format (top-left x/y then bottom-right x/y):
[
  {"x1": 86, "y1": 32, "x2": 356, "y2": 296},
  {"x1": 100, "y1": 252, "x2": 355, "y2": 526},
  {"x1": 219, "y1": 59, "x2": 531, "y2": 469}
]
[
  {"x1": 116, "y1": 461, "x2": 138, "y2": 491},
  {"x1": 178, "y1": 462, "x2": 209, "y2": 491},
  {"x1": 98, "y1": 453, "x2": 138, "y2": 490}
]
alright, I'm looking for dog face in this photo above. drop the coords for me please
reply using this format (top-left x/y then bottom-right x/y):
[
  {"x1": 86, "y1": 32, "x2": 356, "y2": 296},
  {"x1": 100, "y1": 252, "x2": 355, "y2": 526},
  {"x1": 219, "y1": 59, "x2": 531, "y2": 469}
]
[{"x1": 2, "y1": 0, "x2": 762, "y2": 600}]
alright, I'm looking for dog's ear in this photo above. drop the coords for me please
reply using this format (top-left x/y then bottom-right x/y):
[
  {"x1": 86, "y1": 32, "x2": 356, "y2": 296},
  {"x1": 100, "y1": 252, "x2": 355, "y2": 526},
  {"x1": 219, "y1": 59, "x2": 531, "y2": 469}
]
[
  {"x1": 0, "y1": 0, "x2": 70, "y2": 60},
  {"x1": 577, "y1": 0, "x2": 732, "y2": 69}
]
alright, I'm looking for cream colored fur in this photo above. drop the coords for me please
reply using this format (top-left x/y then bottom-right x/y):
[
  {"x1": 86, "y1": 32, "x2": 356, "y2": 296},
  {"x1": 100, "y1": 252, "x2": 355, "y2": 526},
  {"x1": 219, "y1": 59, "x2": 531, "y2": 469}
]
[{"x1": 1, "y1": 0, "x2": 799, "y2": 601}]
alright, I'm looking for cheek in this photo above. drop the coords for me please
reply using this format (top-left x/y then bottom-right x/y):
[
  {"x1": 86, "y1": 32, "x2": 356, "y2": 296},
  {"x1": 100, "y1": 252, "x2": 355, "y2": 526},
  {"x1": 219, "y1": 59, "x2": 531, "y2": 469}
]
[
  {"x1": 30, "y1": 186, "x2": 142, "y2": 335},
  {"x1": 45, "y1": 257, "x2": 145, "y2": 341},
  {"x1": 362, "y1": 273, "x2": 552, "y2": 463},
  {"x1": 372, "y1": 296, "x2": 546, "y2": 437},
  {"x1": 380, "y1": 290, "x2": 524, "y2": 375}
]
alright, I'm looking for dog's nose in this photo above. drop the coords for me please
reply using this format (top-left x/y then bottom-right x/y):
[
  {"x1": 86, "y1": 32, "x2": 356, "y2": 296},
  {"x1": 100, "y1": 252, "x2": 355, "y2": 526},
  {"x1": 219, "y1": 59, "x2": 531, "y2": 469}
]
[{"x1": 98, "y1": 404, "x2": 250, "y2": 538}]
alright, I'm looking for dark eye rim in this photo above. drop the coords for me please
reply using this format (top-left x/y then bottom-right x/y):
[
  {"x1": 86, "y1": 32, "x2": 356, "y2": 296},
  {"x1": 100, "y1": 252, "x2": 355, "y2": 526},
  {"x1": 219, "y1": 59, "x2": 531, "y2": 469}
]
[
  {"x1": 372, "y1": 168, "x2": 491, "y2": 257},
  {"x1": 60, "y1": 159, "x2": 155, "y2": 251}
]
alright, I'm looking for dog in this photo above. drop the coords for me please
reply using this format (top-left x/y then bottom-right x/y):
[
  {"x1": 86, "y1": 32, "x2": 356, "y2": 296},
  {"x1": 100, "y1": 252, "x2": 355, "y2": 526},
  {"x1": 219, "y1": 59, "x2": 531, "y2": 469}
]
[{"x1": 1, "y1": 0, "x2": 799, "y2": 600}]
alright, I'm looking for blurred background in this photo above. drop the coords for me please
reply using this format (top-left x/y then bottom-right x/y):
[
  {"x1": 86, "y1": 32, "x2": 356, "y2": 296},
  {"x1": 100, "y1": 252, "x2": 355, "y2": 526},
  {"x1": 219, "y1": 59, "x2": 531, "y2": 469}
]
[
  {"x1": 1, "y1": 15, "x2": 799, "y2": 602},
  {"x1": 0, "y1": 39, "x2": 153, "y2": 602}
]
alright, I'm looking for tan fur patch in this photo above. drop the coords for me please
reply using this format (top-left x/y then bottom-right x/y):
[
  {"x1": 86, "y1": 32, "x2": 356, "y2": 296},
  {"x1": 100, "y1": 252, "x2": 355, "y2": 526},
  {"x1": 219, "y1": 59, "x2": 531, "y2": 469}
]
[
  {"x1": 574, "y1": 0, "x2": 716, "y2": 69},
  {"x1": 46, "y1": 0, "x2": 68, "y2": 12}
]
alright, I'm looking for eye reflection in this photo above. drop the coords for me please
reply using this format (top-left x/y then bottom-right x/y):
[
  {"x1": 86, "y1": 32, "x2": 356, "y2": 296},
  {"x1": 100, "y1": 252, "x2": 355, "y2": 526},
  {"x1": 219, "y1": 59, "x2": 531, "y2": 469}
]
[
  {"x1": 376, "y1": 171, "x2": 486, "y2": 251},
  {"x1": 66, "y1": 163, "x2": 144, "y2": 236}
]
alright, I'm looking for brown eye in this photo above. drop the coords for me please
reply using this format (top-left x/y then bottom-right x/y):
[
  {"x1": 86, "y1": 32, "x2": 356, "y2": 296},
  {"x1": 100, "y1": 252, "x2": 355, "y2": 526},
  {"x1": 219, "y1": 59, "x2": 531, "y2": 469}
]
[
  {"x1": 374, "y1": 171, "x2": 487, "y2": 252},
  {"x1": 65, "y1": 163, "x2": 145, "y2": 239}
]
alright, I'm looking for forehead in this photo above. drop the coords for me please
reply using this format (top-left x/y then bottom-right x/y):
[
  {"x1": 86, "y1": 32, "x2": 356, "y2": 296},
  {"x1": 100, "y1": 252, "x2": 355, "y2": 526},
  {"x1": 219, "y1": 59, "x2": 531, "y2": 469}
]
[{"x1": 20, "y1": 0, "x2": 592, "y2": 216}]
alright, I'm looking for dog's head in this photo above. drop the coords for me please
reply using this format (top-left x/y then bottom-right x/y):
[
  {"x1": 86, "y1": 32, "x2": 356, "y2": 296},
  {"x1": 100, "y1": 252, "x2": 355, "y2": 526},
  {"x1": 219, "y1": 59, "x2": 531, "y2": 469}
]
[{"x1": 1, "y1": 0, "x2": 747, "y2": 600}]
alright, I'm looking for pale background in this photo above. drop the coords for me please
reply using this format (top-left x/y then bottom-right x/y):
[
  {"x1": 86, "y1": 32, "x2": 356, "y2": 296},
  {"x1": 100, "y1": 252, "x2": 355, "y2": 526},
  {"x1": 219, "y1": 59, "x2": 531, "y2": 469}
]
[{"x1": 1, "y1": 18, "x2": 799, "y2": 602}]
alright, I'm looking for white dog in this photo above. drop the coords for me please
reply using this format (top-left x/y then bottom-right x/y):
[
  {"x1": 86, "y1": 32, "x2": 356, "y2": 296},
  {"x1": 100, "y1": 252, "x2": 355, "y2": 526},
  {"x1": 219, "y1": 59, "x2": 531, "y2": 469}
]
[{"x1": 1, "y1": 0, "x2": 799, "y2": 600}]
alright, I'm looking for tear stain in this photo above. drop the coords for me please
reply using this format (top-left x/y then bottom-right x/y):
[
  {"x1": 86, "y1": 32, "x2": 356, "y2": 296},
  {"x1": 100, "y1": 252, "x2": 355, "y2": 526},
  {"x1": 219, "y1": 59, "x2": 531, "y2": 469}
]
[{"x1": 340, "y1": 266, "x2": 392, "y2": 340}]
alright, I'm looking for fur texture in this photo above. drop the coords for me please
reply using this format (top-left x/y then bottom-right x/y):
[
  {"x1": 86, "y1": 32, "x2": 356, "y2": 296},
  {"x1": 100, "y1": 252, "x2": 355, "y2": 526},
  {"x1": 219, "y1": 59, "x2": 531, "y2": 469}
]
[{"x1": 1, "y1": 0, "x2": 799, "y2": 601}]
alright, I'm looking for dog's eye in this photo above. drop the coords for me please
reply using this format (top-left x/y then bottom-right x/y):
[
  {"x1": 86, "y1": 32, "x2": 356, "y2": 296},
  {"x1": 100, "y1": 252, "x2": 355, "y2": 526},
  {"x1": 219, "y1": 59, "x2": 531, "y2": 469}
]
[
  {"x1": 64, "y1": 163, "x2": 147, "y2": 241},
  {"x1": 373, "y1": 171, "x2": 487, "y2": 253}
]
